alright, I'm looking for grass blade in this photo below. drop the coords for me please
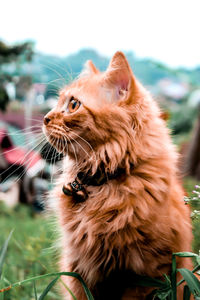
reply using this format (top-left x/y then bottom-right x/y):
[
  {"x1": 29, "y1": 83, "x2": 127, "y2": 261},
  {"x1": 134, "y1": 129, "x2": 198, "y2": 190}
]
[
  {"x1": 39, "y1": 276, "x2": 59, "y2": 300},
  {"x1": 33, "y1": 281, "x2": 38, "y2": 300},
  {"x1": 178, "y1": 268, "x2": 200, "y2": 297},
  {"x1": 174, "y1": 252, "x2": 199, "y2": 258},
  {"x1": 0, "y1": 231, "x2": 13, "y2": 280},
  {"x1": 72, "y1": 273, "x2": 94, "y2": 300},
  {"x1": 60, "y1": 278, "x2": 77, "y2": 300}
]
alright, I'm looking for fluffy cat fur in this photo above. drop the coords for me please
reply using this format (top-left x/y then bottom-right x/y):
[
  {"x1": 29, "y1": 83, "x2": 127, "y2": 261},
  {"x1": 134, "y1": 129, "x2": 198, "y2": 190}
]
[{"x1": 43, "y1": 52, "x2": 193, "y2": 299}]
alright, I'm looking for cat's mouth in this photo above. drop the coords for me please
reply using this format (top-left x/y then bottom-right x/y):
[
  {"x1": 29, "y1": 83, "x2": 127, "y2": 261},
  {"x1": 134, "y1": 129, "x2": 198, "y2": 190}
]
[
  {"x1": 43, "y1": 125, "x2": 68, "y2": 154},
  {"x1": 48, "y1": 136, "x2": 67, "y2": 154}
]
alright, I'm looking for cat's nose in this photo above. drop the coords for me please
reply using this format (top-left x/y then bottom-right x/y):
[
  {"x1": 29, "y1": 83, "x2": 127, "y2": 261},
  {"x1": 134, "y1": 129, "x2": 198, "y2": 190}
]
[{"x1": 44, "y1": 117, "x2": 51, "y2": 125}]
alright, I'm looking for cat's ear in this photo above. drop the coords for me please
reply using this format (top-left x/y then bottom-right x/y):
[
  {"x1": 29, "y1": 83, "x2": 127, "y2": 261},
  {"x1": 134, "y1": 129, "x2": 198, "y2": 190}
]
[
  {"x1": 80, "y1": 60, "x2": 99, "y2": 77},
  {"x1": 105, "y1": 51, "x2": 134, "y2": 101},
  {"x1": 87, "y1": 60, "x2": 99, "y2": 74}
]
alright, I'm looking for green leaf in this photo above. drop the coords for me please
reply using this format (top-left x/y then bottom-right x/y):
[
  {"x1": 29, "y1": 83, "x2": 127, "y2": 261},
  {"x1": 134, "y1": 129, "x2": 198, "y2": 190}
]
[
  {"x1": 163, "y1": 274, "x2": 171, "y2": 285},
  {"x1": 178, "y1": 268, "x2": 200, "y2": 297},
  {"x1": 183, "y1": 285, "x2": 191, "y2": 300},
  {"x1": 133, "y1": 275, "x2": 168, "y2": 288},
  {"x1": 174, "y1": 252, "x2": 199, "y2": 258},
  {"x1": 156, "y1": 289, "x2": 171, "y2": 300},
  {"x1": 0, "y1": 231, "x2": 13, "y2": 280},
  {"x1": 39, "y1": 276, "x2": 59, "y2": 300},
  {"x1": 177, "y1": 263, "x2": 200, "y2": 286}
]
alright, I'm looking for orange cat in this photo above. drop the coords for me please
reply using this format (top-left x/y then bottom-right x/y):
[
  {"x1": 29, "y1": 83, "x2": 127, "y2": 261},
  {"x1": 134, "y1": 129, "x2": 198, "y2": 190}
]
[{"x1": 43, "y1": 52, "x2": 193, "y2": 299}]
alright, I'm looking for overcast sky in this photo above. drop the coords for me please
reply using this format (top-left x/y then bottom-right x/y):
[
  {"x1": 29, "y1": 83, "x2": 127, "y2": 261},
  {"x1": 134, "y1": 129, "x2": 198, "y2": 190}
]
[{"x1": 1, "y1": 0, "x2": 200, "y2": 68}]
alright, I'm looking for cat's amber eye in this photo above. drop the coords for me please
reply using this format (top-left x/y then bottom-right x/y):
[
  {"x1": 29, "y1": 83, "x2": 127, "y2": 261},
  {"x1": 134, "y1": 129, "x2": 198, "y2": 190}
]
[{"x1": 67, "y1": 97, "x2": 81, "y2": 113}]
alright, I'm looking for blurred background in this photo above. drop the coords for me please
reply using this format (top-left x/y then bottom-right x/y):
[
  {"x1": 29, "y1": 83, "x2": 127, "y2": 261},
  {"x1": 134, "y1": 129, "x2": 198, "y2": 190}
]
[{"x1": 0, "y1": 0, "x2": 200, "y2": 299}]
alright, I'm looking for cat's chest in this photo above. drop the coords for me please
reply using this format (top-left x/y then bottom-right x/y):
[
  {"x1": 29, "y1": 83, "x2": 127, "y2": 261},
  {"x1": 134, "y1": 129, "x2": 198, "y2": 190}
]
[
  {"x1": 57, "y1": 184, "x2": 147, "y2": 278},
  {"x1": 56, "y1": 178, "x2": 140, "y2": 243}
]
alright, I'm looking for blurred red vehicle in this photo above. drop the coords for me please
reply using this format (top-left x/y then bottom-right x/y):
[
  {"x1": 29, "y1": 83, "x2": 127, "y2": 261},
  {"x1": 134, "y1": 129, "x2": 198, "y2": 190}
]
[{"x1": 0, "y1": 127, "x2": 45, "y2": 207}]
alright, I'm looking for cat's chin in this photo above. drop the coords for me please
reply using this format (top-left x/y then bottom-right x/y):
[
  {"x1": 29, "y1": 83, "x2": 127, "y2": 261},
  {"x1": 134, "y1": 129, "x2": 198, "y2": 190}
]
[
  {"x1": 43, "y1": 126, "x2": 65, "y2": 152},
  {"x1": 43, "y1": 132, "x2": 67, "y2": 154}
]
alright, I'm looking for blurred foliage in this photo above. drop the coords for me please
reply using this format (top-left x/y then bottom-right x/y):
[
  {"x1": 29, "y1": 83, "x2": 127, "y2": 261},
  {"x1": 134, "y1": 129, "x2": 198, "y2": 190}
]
[
  {"x1": 169, "y1": 104, "x2": 198, "y2": 135},
  {"x1": 184, "y1": 177, "x2": 200, "y2": 253},
  {"x1": 0, "y1": 41, "x2": 33, "y2": 64},
  {"x1": 0, "y1": 86, "x2": 9, "y2": 111},
  {"x1": 0, "y1": 40, "x2": 34, "y2": 111},
  {"x1": 126, "y1": 52, "x2": 174, "y2": 86}
]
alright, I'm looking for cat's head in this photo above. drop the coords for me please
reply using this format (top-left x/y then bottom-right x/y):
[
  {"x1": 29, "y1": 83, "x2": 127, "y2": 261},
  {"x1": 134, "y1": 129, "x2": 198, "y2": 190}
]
[{"x1": 43, "y1": 52, "x2": 158, "y2": 173}]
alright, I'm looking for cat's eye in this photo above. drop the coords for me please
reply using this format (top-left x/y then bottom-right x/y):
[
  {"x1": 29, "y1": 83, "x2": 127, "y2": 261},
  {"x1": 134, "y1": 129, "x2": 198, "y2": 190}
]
[{"x1": 67, "y1": 97, "x2": 81, "y2": 113}]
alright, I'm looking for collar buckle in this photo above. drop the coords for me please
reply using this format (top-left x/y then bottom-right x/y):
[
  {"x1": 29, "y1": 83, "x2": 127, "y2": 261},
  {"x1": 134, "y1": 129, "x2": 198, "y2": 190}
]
[{"x1": 70, "y1": 180, "x2": 83, "y2": 192}]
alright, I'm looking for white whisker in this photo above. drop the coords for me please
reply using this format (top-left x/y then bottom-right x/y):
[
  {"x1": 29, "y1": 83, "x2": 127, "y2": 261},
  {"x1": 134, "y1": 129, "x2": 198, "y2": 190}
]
[
  {"x1": 0, "y1": 135, "x2": 46, "y2": 180},
  {"x1": 39, "y1": 63, "x2": 66, "y2": 85},
  {"x1": 1, "y1": 137, "x2": 46, "y2": 183}
]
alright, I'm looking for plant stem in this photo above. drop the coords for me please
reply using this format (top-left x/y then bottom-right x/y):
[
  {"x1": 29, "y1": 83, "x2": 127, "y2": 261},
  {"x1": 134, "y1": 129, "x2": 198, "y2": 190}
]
[{"x1": 171, "y1": 254, "x2": 177, "y2": 300}]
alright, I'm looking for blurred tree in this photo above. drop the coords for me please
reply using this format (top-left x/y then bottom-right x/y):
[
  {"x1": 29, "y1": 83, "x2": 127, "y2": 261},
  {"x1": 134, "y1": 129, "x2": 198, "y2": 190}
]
[
  {"x1": 184, "y1": 108, "x2": 200, "y2": 180},
  {"x1": 169, "y1": 104, "x2": 197, "y2": 135},
  {"x1": 0, "y1": 41, "x2": 33, "y2": 63},
  {"x1": 0, "y1": 84, "x2": 9, "y2": 111},
  {"x1": 0, "y1": 40, "x2": 34, "y2": 111}
]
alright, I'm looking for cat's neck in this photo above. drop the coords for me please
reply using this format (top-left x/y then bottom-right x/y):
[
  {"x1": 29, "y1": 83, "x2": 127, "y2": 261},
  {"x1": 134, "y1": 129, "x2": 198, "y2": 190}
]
[
  {"x1": 62, "y1": 159, "x2": 133, "y2": 202},
  {"x1": 76, "y1": 162, "x2": 132, "y2": 187},
  {"x1": 63, "y1": 153, "x2": 134, "y2": 189}
]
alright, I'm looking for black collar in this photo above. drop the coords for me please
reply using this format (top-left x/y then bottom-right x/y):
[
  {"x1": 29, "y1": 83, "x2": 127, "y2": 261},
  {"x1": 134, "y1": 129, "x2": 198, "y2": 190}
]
[
  {"x1": 62, "y1": 163, "x2": 129, "y2": 202},
  {"x1": 77, "y1": 165, "x2": 126, "y2": 186}
]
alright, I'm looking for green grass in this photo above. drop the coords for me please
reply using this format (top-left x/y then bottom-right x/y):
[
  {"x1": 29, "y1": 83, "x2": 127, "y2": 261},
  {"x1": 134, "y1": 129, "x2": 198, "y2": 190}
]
[{"x1": 0, "y1": 203, "x2": 60, "y2": 300}]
